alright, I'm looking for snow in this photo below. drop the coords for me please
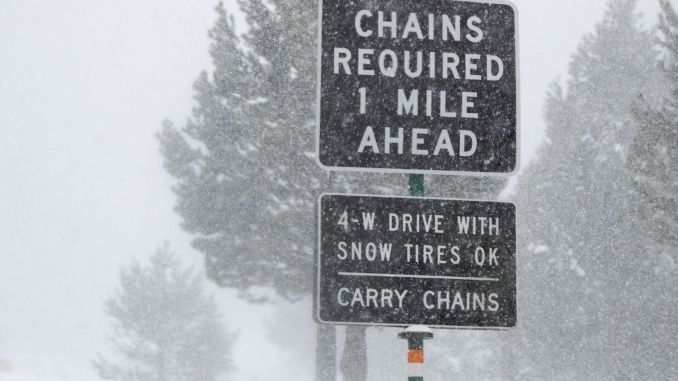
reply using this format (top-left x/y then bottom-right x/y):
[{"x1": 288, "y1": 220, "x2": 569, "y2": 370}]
[
  {"x1": 0, "y1": 0, "x2": 671, "y2": 380},
  {"x1": 0, "y1": 374, "x2": 102, "y2": 381},
  {"x1": 402, "y1": 326, "x2": 434, "y2": 334}
]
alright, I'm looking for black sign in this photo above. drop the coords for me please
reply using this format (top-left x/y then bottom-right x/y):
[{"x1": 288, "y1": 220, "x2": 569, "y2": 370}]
[
  {"x1": 316, "y1": 0, "x2": 519, "y2": 174},
  {"x1": 316, "y1": 194, "x2": 516, "y2": 328}
]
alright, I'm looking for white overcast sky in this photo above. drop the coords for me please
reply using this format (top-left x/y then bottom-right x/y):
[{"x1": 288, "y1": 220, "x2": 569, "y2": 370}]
[{"x1": 0, "y1": 0, "x2": 663, "y2": 380}]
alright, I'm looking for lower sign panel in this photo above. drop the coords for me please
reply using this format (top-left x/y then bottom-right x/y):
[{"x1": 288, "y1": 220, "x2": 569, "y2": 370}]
[{"x1": 316, "y1": 194, "x2": 516, "y2": 329}]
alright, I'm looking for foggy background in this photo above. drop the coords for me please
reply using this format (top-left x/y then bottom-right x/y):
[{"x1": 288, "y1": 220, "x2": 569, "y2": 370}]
[{"x1": 0, "y1": 0, "x2": 670, "y2": 380}]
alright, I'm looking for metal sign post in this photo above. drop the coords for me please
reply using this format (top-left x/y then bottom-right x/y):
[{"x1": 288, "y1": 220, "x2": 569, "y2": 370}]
[
  {"x1": 399, "y1": 326, "x2": 433, "y2": 381},
  {"x1": 409, "y1": 174, "x2": 425, "y2": 197},
  {"x1": 403, "y1": 177, "x2": 430, "y2": 381}
]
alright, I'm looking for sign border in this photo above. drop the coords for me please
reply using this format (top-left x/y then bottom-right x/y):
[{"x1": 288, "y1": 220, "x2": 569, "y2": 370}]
[
  {"x1": 315, "y1": 0, "x2": 522, "y2": 176},
  {"x1": 315, "y1": 193, "x2": 518, "y2": 330}
]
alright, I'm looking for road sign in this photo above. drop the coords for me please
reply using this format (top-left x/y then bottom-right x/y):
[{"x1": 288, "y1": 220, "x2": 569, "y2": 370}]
[
  {"x1": 316, "y1": 0, "x2": 519, "y2": 174},
  {"x1": 316, "y1": 194, "x2": 516, "y2": 329}
]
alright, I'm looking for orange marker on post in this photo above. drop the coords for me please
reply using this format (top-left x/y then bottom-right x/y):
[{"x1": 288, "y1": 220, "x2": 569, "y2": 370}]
[{"x1": 399, "y1": 326, "x2": 433, "y2": 381}]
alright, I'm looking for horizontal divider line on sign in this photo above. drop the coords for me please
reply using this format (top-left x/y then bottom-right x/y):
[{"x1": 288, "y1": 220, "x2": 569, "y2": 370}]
[{"x1": 337, "y1": 272, "x2": 499, "y2": 282}]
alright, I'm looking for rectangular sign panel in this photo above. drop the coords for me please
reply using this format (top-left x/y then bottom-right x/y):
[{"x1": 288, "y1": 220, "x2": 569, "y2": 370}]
[
  {"x1": 316, "y1": 0, "x2": 519, "y2": 174},
  {"x1": 316, "y1": 194, "x2": 516, "y2": 328}
]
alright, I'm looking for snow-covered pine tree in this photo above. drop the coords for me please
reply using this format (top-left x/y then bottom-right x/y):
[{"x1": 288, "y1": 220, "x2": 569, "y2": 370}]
[
  {"x1": 159, "y1": 2, "x2": 342, "y2": 378},
  {"x1": 512, "y1": 0, "x2": 673, "y2": 379},
  {"x1": 159, "y1": 1, "x2": 317, "y2": 301},
  {"x1": 623, "y1": 2, "x2": 678, "y2": 373},
  {"x1": 628, "y1": 0, "x2": 678, "y2": 249},
  {"x1": 93, "y1": 245, "x2": 235, "y2": 381},
  {"x1": 158, "y1": 2, "x2": 508, "y2": 380}
]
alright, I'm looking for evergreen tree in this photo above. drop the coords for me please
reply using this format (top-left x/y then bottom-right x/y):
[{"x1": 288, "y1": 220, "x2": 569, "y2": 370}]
[
  {"x1": 93, "y1": 246, "x2": 235, "y2": 381},
  {"x1": 628, "y1": 0, "x2": 678, "y2": 249},
  {"x1": 159, "y1": 2, "x2": 507, "y2": 380},
  {"x1": 512, "y1": 0, "x2": 674, "y2": 379}
]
